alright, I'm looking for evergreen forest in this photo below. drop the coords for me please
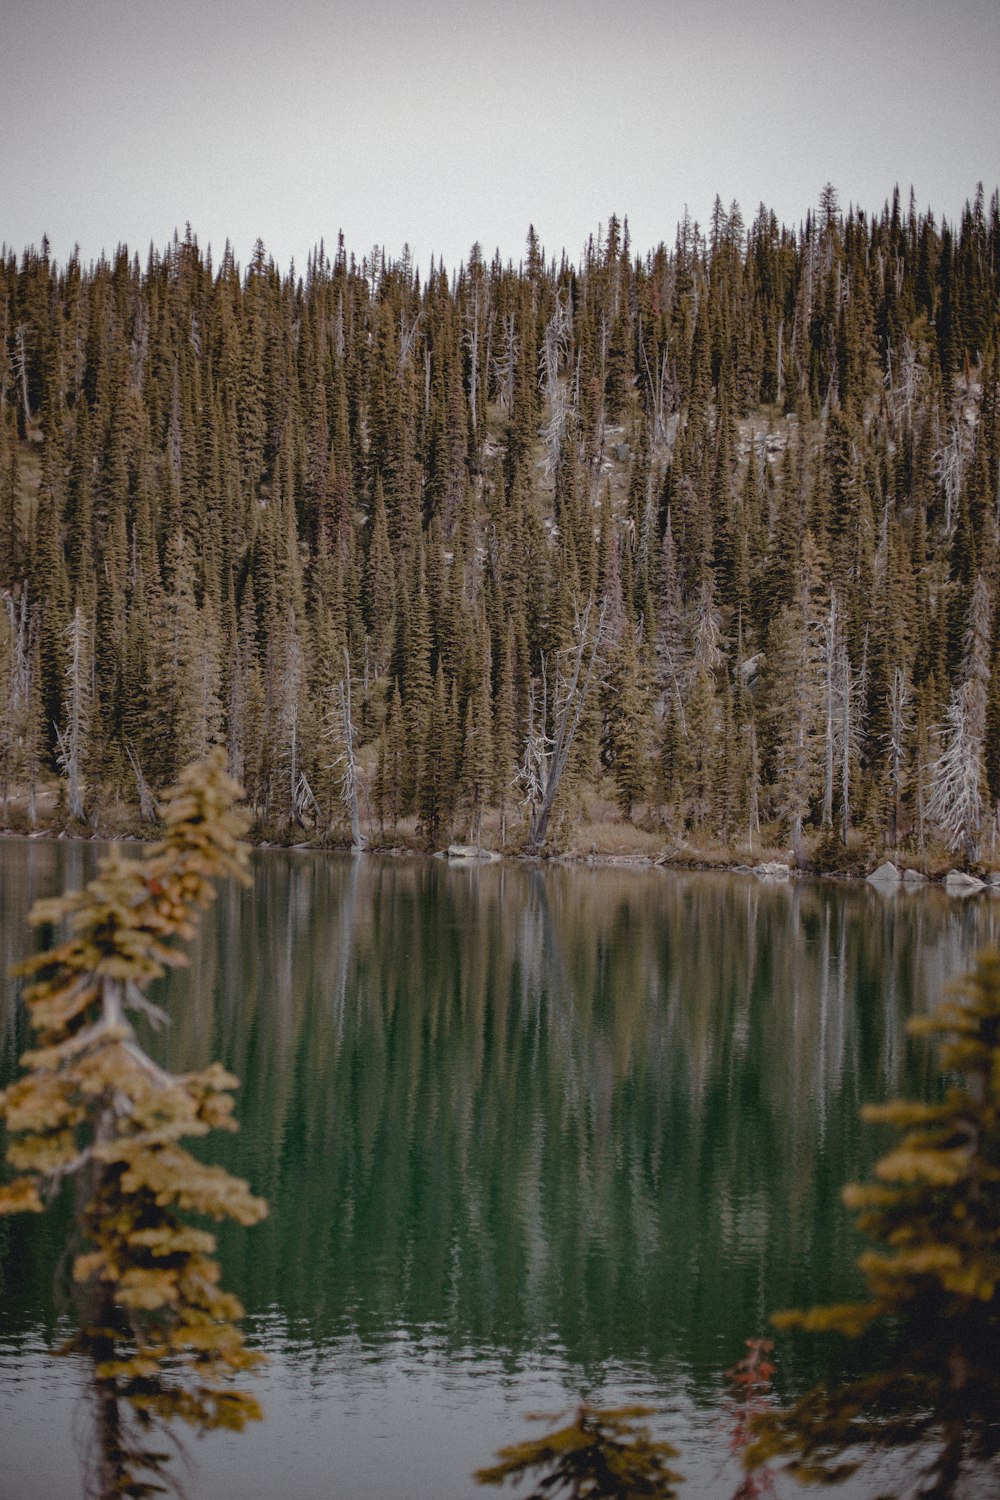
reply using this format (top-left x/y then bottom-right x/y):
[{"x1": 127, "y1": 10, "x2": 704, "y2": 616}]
[{"x1": 2, "y1": 183, "x2": 1000, "y2": 865}]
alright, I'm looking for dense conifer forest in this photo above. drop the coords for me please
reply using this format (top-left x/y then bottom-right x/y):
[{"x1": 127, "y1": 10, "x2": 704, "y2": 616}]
[{"x1": 1, "y1": 184, "x2": 999, "y2": 865}]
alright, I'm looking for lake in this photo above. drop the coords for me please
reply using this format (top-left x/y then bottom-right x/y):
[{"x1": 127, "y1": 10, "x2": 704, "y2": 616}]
[{"x1": 2, "y1": 842, "x2": 999, "y2": 1498}]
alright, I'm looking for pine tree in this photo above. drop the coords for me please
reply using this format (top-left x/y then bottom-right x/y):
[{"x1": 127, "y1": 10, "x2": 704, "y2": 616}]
[
  {"x1": 228, "y1": 583, "x2": 265, "y2": 806},
  {"x1": 760, "y1": 534, "x2": 828, "y2": 860},
  {"x1": 418, "y1": 661, "x2": 453, "y2": 845},
  {"x1": 364, "y1": 477, "x2": 396, "y2": 672},
  {"x1": 606, "y1": 623, "x2": 650, "y2": 821},
  {"x1": 748, "y1": 949, "x2": 1000, "y2": 1499},
  {"x1": 0, "y1": 196, "x2": 995, "y2": 854},
  {"x1": 374, "y1": 679, "x2": 405, "y2": 837},
  {"x1": 493, "y1": 618, "x2": 518, "y2": 844},
  {"x1": 476, "y1": 1403, "x2": 683, "y2": 1499},
  {"x1": 0, "y1": 752, "x2": 267, "y2": 1498},
  {"x1": 460, "y1": 674, "x2": 494, "y2": 846}
]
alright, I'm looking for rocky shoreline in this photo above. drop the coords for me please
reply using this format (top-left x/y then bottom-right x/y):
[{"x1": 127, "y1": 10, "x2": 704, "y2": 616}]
[{"x1": 4, "y1": 823, "x2": 998, "y2": 895}]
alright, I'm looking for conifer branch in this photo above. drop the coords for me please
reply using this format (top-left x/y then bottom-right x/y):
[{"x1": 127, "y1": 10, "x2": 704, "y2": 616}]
[{"x1": 0, "y1": 749, "x2": 266, "y2": 1498}]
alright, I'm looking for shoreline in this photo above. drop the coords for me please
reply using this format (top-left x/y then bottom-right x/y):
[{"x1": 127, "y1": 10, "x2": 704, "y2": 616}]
[{"x1": 2, "y1": 823, "x2": 996, "y2": 893}]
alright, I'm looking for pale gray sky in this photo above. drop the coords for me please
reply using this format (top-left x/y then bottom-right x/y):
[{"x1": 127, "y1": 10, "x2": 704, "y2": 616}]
[{"x1": 3, "y1": 0, "x2": 999, "y2": 273}]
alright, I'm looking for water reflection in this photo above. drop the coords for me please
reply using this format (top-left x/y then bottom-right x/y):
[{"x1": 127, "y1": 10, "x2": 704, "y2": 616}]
[{"x1": 2, "y1": 843, "x2": 999, "y2": 1497}]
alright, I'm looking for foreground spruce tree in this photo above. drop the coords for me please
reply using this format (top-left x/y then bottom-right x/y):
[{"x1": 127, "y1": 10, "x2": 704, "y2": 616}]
[
  {"x1": 747, "y1": 949, "x2": 1000, "y2": 1498},
  {"x1": 0, "y1": 750, "x2": 266, "y2": 1498}
]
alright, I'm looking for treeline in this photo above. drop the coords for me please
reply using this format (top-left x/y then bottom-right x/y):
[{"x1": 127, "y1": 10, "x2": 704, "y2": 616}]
[{"x1": 1, "y1": 183, "x2": 999, "y2": 859}]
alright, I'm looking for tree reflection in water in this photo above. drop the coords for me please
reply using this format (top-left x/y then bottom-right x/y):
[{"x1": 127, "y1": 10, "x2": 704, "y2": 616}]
[{"x1": 3, "y1": 849, "x2": 1000, "y2": 1496}]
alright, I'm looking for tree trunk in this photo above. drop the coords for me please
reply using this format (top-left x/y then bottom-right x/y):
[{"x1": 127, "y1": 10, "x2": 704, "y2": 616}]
[{"x1": 340, "y1": 648, "x2": 366, "y2": 850}]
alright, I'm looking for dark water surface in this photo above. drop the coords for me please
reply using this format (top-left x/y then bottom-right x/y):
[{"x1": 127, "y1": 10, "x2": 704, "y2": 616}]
[{"x1": 2, "y1": 842, "x2": 999, "y2": 1498}]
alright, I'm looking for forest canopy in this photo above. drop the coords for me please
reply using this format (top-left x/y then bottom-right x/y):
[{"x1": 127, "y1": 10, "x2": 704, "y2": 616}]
[{"x1": 1, "y1": 185, "x2": 999, "y2": 860}]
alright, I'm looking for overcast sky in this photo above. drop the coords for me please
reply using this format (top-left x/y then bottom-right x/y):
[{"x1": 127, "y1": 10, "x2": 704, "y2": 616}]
[{"x1": 4, "y1": 0, "x2": 999, "y2": 275}]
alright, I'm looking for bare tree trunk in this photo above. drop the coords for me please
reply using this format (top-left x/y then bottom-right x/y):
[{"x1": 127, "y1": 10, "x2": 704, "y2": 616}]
[
  {"x1": 524, "y1": 599, "x2": 606, "y2": 854},
  {"x1": 840, "y1": 644, "x2": 852, "y2": 845},
  {"x1": 822, "y1": 597, "x2": 837, "y2": 828},
  {"x1": 14, "y1": 325, "x2": 35, "y2": 429},
  {"x1": 339, "y1": 647, "x2": 366, "y2": 850},
  {"x1": 888, "y1": 666, "x2": 909, "y2": 851},
  {"x1": 56, "y1": 605, "x2": 90, "y2": 821},
  {"x1": 465, "y1": 287, "x2": 480, "y2": 434},
  {"x1": 126, "y1": 744, "x2": 157, "y2": 823}
]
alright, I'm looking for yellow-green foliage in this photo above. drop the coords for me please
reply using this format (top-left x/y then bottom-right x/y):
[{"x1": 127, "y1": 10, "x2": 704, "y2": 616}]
[
  {"x1": 0, "y1": 751, "x2": 267, "y2": 1491},
  {"x1": 475, "y1": 1404, "x2": 683, "y2": 1498},
  {"x1": 748, "y1": 949, "x2": 1000, "y2": 1496}
]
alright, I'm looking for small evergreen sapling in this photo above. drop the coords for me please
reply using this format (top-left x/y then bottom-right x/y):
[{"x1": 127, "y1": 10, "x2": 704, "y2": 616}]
[
  {"x1": 0, "y1": 750, "x2": 267, "y2": 1496},
  {"x1": 475, "y1": 1403, "x2": 684, "y2": 1499}
]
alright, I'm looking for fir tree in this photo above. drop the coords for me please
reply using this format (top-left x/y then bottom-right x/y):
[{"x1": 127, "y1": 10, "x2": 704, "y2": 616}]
[
  {"x1": 607, "y1": 623, "x2": 650, "y2": 821},
  {"x1": 476, "y1": 1404, "x2": 683, "y2": 1499},
  {"x1": 748, "y1": 948, "x2": 1000, "y2": 1499},
  {"x1": 0, "y1": 752, "x2": 267, "y2": 1498}
]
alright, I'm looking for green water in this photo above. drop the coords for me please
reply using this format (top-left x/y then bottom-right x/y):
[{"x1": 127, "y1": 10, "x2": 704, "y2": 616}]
[{"x1": 1, "y1": 843, "x2": 998, "y2": 1498}]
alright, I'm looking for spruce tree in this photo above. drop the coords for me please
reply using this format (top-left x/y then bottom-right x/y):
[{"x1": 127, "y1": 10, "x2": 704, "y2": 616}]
[
  {"x1": 748, "y1": 948, "x2": 1000, "y2": 1499},
  {"x1": 607, "y1": 623, "x2": 650, "y2": 821},
  {"x1": 476, "y1": 1404, "x2": 683, "y2": 1499},
  {"x1": 0, "y1": 753, "x2": 266, "y2": 1497}
]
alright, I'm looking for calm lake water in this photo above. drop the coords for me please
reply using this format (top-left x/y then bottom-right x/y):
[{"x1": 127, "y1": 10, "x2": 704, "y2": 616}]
[{"x1": 2, "y1": 841, "x2": 1000, "y2": 1498}]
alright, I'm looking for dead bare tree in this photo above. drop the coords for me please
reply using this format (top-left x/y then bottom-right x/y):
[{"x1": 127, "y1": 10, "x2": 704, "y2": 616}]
[
  {"x1": 821, "y1": 594, "x2": 839, "y2": 832},
  {"x1": 463, "y1": 282, "x2": 482, "y2": 434},
  {"x1": 934, "y1": 408, "x2": 971, "y2": 536},
  {"x1": 637, "y1": 316, "x2": 679, "y2": 451},
  {"x1": 125, "y1": 743, "x2": 157, "y2": 823},
  {"x1": 886, "y1": 665, "x2": 912, "y2": 851},
  {"x1": 884, "y1": 333, "x2": 924, "y2": 437},
  {"x1": 928, "y1": 573, "x2": 991, "y2": 863},
  {"x1": 521, "y1": 598, "x2": 608, "y2": 854},
  {"x1": 539, "y1": 288, "x2": 572, "y2": 477},
  {"x1": 838, "y1": 631, "x2": 864, "y2": 845},
  {"x1": 277, "y1": 615, "x2": 304, "y2": 823},
  {"x1": 12, "y1": 325, "x2": 37, "y2": 435},
  {"x1": 820, "y1": 592, "x2": 865, "y2": 843},
  {"x1": 492, "y1": 312, "x2": 517, "y2": 413},
  {"x1": 55, "y1": 605, "x2": 91, "y2": 822},
  {"x1": 399, "y1": 308, "x2": 421, "y2": 372},
  {"x1": 323, "y1": 647, "x2": 367, "y2": 850}
]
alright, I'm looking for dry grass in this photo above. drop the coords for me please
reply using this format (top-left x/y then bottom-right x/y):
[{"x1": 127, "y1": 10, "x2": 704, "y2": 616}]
[
  {"x1": 5, "y1": 769, "x2": 998, "y2": 882},
  {"x1": 563, "y1": 820, "x2": 665, "y2": 859}
]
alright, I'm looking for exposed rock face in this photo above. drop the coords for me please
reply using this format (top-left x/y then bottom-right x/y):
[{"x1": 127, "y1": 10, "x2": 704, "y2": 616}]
[{"x1": 867, "y1": 861, "x2": 901, "y2": 888}]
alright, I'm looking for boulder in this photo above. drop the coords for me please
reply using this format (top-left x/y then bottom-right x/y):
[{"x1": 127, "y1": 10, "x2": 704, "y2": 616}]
[
  {"x1": 447, "y1": 844, "x2": 501, "y2": 863},
  {"x1": 738, "y1": 653, "x2": 763, "y2": 686},
  {"x1": 902, "y1": 868, "x2": 929, "y2": 884},
  {"x1": 943, "y1": 869, "x2": 986, "y2": 896},
  {"x1": 753, "y1": 861, "x2": 791, "y2": 880},
  {"x1": 867, "y1": 861, "x2": 901, "y2": 889}
]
